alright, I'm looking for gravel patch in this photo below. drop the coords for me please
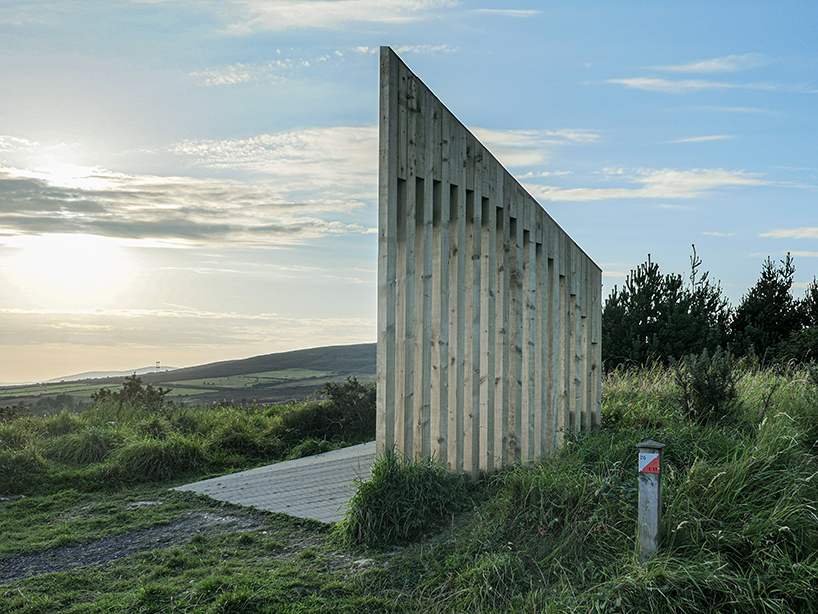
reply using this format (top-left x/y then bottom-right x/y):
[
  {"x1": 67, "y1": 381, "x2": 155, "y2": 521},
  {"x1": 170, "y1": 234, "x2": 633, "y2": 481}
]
[{"x1": 0, "y1": 511, "x2": 260, "y2": 584}]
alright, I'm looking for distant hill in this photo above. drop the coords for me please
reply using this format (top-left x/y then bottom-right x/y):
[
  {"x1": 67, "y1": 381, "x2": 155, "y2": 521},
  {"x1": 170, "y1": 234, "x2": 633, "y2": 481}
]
[
  {"x1": 0, "y1": 343, "x2": 377, "y2": 410},
  {"x1": 140, "y1": 343, "x2": 376, "y2": 386},
  {"x1": 44, "y1": 366, "x2": 179, "y2": 384}
]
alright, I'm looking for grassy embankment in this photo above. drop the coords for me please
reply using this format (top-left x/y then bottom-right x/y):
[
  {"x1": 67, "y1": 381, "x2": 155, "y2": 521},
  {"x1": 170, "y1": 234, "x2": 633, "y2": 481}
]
[{"x1": 2, "y1": 366, "x2": 818, "y2": 613}]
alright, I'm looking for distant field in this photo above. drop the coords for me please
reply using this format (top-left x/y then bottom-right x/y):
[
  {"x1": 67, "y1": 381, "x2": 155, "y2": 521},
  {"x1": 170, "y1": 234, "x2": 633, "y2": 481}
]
[{"x1": 0, "y1": 343, "x2": 376, "y2": 410}]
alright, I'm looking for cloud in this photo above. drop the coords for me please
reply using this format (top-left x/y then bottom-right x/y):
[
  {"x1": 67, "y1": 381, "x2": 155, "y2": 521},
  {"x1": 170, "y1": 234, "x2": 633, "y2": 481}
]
[
  {"x1": 470, "y1": 128, "x2": 599, "y2": 168},
  {"x1": 759, "y1": 227, "x2": 818, "y2": 239},
  {"x1": 524, "y1": 167, "x2": 769, "y2": 202},
  {"x1": 0, "y1": 307, "x2": 376, "y2": 363},
  {"x1": 170, "y1": 126, "x2": 378, "y2": 193},
  {"x1": 650, "y1": 53, "x2": 769, "y2": 73},
  {"x1": 606, "y1": 77, "x2": 735, "y2": 94},
  {"x1": 394, "y1": 44, "x2": 457, "y2": 54},
  {"x1": 607, "y1": 77, "x2": 816, "y2": 95},
  {"x1": 0, "y1": 164, "x2": 375, "y2": 247},
  {"x1": 703, "y1": 231, "x2": 736, "y2": 237},
  {"x1": 225, "y1": 0, "x2": 458, "y2": 34},
  {"x1": 474, "y1": 9, "x2": 539, "y2": 17},
  {"x1": 671, "y1": 135, "x2": 736, "y2": 143},
  {"x1": 189, "y1": 63, "x2": 257, "y2": 86},
  {"x1": 791, "y1": 251, "x2": 818, "y2": 258}
]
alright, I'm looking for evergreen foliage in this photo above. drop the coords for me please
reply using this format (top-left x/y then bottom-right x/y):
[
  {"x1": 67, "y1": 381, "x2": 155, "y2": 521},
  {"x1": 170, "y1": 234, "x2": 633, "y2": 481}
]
[
  {"x1": 602, "y1": 247, "x2": 730, "y2": 370},
  {"x1": 731, "y1": 253, "x2": 808, "y2": 361},
  {"x1": 604, "y1": 249, "x2": 817, "y2": 369}
]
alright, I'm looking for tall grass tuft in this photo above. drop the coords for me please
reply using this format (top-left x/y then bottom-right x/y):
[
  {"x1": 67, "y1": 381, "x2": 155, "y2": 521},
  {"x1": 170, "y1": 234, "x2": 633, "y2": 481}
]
[
  {"x1": 45, "y1": 426, "x2": 123, "y2": 465},
  {"x1": 342, "y1": 451, "x2": 472, "y2": 547},
  {"x1": 115, "y1": 435, "x2": 205, "y2": 482},
  {"x1": 0, "y1": 446, "x2": 45, "y2": 494}
]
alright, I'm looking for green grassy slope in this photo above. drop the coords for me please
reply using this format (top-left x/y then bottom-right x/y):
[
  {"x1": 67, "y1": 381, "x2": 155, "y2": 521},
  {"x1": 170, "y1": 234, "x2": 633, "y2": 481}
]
[{"x1": 0, "y1": 343, "x2": 376, "y2": 409}]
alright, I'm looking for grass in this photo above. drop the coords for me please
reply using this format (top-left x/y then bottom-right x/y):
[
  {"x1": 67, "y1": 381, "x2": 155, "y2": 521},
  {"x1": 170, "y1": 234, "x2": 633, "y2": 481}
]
[
  {"x1": 2, "y1": 366, "x2": 818, "y2": 613},
  {"x1": 0, "y1": 366, "x2": 358, "y2": 409}
]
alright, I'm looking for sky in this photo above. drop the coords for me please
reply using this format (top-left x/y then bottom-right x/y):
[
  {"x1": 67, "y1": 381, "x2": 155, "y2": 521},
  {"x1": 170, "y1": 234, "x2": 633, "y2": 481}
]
[{"x1": 1, "y1": 1, "x2": 816, "y2": 384}]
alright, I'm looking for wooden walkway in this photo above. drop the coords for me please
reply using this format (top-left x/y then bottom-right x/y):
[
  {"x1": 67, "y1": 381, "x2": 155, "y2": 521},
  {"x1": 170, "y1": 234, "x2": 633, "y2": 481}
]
[{"x1": 174, "y1": 442, "x2": 376, "y2": 524}]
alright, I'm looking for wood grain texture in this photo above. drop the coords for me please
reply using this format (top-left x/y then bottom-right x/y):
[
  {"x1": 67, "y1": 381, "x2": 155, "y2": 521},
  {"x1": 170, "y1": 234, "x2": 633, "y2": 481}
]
[{"x1": 378, "y1": 47, "x2": 602, "y2": 472}]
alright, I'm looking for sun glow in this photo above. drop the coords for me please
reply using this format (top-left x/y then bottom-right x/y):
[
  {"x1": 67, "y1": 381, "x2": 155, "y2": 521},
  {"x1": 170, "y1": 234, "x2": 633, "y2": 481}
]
[{"x1": 1, "y1": 234, "x2": 143, "y2": 307}]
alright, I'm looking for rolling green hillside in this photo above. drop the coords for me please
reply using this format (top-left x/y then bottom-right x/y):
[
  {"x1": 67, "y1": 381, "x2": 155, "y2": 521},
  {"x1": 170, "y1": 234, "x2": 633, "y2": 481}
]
[{"x1": 0, "y1": 343, "x2": 376, "y2": 411}]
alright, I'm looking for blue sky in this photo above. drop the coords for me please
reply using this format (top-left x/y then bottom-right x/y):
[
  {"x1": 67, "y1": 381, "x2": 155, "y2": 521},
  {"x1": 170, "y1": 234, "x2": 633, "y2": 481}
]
[{"x1": 1, "y1": 1, "x2": 816, "y2": 383}]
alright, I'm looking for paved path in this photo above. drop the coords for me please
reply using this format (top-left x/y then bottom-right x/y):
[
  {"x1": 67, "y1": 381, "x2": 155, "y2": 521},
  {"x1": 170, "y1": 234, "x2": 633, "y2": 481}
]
[{"x1": 174, "y1": 441, "x2": 376, "y2": 524}]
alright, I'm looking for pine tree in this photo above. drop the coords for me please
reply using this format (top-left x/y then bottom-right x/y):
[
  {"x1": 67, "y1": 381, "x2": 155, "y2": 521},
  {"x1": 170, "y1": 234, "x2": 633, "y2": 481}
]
[
  {"x1": 602, "y1": 247, "x2": 730, "y2": 369},
  {"x1": 731, "y1": 253, "x2": 808, "y2": 362}
]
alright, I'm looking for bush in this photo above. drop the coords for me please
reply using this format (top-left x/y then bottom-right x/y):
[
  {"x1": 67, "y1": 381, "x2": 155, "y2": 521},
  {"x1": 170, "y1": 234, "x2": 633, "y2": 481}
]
[
  {"x1": 205, "y1": 416, "x2": 282, "y2": 460},
  {"x1": 275, "y1": 377, "x2": 376, "y2": 445},
  {"x1": 673, "y1": 348, "x2": 739, "y2": 425},
  {"x1": 342, "y1": 451, "x2": 471, "y2": 547}
]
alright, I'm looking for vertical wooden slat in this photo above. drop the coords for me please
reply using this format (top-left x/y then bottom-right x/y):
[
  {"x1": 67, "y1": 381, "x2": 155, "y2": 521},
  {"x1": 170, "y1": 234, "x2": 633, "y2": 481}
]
[
  {"x1": 377, "y1": 48, "x2": 398, "y2": 457},
  {"x1": 379, "y1": 47, "x2": 602, "y2": 474},
  {"x1": 535, "y1": 239, "x2": 545, "y2": 458},
  {"x1": 479, "y1": 196, "x2": 496, "y2": 472},
  {"x1": 496, "y1": 199, "x2": 510, "y2": 466},
  {"x1": 572, "y1": 245, "x2": 583, "y2": 435}
]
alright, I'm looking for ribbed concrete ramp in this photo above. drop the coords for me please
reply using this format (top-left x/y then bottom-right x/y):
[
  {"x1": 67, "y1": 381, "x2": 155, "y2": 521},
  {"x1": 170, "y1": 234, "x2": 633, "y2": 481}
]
[{"x1": 174, "y1": 441, "x2": 376, "y2": 524}]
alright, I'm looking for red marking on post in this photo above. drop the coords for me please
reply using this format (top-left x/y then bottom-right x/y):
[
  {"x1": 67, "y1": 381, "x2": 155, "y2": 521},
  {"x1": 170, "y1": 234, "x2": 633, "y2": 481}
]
[
  {"x1": 641, "y1": 455, "x2": 660, "y2": 474},
  {"x1": 638, "y1": 452, "x2": 660, "y2": 473}
]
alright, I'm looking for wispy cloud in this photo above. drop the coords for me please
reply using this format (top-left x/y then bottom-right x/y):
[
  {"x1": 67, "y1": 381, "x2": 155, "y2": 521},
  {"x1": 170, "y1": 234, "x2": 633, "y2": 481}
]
[
  {"x1": 671, "y1": 135, "x2": 736, "y2": 143},
  {"x1": 607, "y1": 77, "x2": 735, "y2": 94},
  {"x1": 470, "y1": 128, "x2": 599, "y2": 168},
  {"x1": 394, "y1": 44, "x2": 457, "y2": 54},
  {"x1": 607, "y1": 77, "x2": 816, "y2": 94},
  {"x1": 791, "y1": 251, "x2": 818, "y2": 257},
  {"x1": 524, "y1": 167, "x2": 769, "y2": 202},
  {"x1": 760, "y1": 227, "x2": 818, "y2": 239},
  {"x1": 474, "y1": 9, "x2": 539, "y2": 17},
  {"x1": 650, "y1": 53, "x2": 769, "y2": 73},
  {"x1": 225, "y1": 0, "x2": 458, "y2": 34},
  {"x1": 190, "y1": 63, "x2": 262, "y2": 87},
  {"x1": 703, "y1": 231, "x2": 736, "y2": 237},
  {"x1": 170, "y1": 126, "x2": 377, "y2": 193},
  {"x1": 189, "y1": 53, "x2": 326, "y2": 86}
]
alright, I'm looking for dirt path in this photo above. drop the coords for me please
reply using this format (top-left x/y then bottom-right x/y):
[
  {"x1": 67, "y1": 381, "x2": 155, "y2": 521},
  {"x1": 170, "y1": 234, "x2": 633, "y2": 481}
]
[{"x1": 0, "y1": 511, "x2": 260, "y2": 584}]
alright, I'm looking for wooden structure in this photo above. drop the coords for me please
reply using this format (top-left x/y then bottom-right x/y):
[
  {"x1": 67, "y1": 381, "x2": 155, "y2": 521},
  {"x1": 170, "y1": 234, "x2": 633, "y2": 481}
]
[{"x1": 376, "y1": 47, "x2": 602, "y2": 478}]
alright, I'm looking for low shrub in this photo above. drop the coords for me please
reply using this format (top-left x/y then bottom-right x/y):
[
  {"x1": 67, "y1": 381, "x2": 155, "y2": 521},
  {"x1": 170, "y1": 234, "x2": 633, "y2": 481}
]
[
  {"x1": 342, "y1": 451, "x2": 471, "y2": 547},
  {"x1": 275, "y1": 377, "x2": 376, "y2": 446},
  {"x1": 205, "y1": 416, "x2": 282, "y2": 460},
  {"x1": 673, "y1": 347, "x2": 739, "y2": 424}
]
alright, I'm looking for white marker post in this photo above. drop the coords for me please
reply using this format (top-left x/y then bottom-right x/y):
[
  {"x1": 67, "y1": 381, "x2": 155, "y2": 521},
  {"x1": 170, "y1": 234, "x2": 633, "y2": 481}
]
[{"x1": 636, "y1": 440, "x2": 665, "y2": 562}]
